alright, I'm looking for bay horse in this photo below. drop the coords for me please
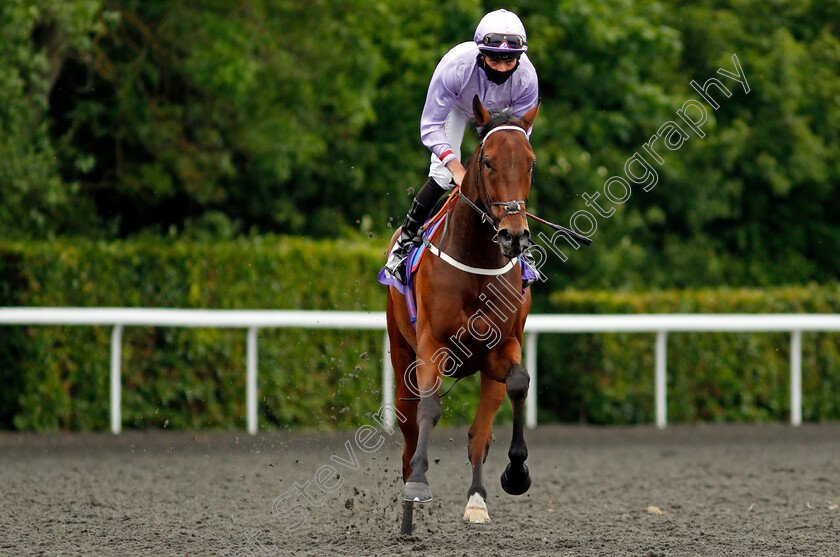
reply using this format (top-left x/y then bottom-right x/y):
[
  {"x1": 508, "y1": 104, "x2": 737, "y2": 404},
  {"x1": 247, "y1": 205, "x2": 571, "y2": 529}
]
[{"x1": 385, "y1": 95, "x2": 539, "y2": 533}]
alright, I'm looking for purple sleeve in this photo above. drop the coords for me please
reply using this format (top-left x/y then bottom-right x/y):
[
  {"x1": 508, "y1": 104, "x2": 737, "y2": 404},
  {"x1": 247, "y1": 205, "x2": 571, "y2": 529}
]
[
  {"x1": 419, "y1": 59, "x2": 462, "y2": 166},
  {"x1": 511, "y1": 66, "x2": 539, "y2": 137}
]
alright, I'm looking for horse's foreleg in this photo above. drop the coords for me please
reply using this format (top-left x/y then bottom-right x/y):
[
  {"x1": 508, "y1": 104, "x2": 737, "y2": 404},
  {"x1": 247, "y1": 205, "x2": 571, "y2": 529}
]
[
  {"x1": 464, "y1": 374, "x2": 506, "y2": 523},
  {"x1": 396, "y1": 369, "x2": 419, "y2": 482},
  {"x1": 387, "y1": 301, "x2": 419, "y2": 483},
  {"x1": 501, "y1": 363, "x2": 531, "y2": 495},
  {"x1": 402, "y1": 360, "x2": 442, "y2": 503}
]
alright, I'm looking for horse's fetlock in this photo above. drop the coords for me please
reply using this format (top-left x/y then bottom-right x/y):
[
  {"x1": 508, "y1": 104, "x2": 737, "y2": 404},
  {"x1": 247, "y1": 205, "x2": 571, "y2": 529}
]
[
  {"x1": 407, "y1": 471, "x2": 428, "y2": 486},
  {"x1": 467, "y1": 485, "x2": 487, "y2": 500},
  {"x1": 409, "y1": 454, "x2": 429, "y2": 476},
  {"x1": 508, "y1": 446, "x2": 528, "y2": 464}
]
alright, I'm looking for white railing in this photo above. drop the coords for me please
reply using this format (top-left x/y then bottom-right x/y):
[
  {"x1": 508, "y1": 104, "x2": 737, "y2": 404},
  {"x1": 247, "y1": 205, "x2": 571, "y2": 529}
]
[{"x1": 2, "y1": 308, "x2": 839, "y2": 433}]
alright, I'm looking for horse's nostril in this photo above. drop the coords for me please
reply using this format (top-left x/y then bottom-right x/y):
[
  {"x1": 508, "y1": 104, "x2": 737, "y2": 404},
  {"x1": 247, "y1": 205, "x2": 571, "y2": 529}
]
[
  {"x1": 519, "y1": 230, "x2": 531, "y2": 251},
  {"x1": 497, "y1": 229, "x2": 513, "y2": 246}
]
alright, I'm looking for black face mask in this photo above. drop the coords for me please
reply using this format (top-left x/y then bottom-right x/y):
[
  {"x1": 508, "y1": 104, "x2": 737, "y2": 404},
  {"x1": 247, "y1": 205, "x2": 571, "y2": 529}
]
[{"x1": 477, "y1": 55, "x2": 520, "y2": 85}]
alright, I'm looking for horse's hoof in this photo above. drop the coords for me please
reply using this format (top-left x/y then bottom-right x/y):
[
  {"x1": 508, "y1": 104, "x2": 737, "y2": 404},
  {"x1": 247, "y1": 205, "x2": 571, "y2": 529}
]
[
  {"x1": 500, "y1": 462, "x2": 531, "y2": 495},
  {"x1": 402, "y1": 481, "x2": 433, "y2": 503},
  {"x1": 462, "y1": 493, "x2": 491, "y2": 524}
]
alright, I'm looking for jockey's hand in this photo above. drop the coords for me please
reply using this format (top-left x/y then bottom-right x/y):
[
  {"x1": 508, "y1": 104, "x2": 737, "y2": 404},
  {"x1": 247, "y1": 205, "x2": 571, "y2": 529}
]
[{"x1": 445, "y1": 159, "x2": 467, "y2": 187}]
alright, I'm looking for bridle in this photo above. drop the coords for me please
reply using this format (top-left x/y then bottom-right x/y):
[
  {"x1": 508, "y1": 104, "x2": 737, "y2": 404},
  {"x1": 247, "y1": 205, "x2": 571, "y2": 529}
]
[
  {"x1": 456, "y1": 123, "x2": 594, "y2": 247},
  {"x1": 457, "y1": 124, "x2": 532, "y2": 242},
  {"x1": 419, "y1": 121, "x2": 592, "y2": 276}
]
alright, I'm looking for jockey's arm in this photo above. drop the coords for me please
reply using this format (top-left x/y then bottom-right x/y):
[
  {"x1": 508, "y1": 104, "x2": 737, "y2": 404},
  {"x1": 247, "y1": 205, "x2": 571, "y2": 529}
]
[{"x1": 445, "y1": 159, "x2": 467, "y2": 187}]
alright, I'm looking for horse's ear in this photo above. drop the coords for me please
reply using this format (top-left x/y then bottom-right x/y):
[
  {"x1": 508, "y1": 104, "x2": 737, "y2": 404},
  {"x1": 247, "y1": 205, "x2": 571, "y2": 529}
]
[
  {"x1": 520, "y1": 100, "x2": 541, "y2": 132},
  {"x1": 473, "y1": 95, "x2": 491, "y2": 127}
]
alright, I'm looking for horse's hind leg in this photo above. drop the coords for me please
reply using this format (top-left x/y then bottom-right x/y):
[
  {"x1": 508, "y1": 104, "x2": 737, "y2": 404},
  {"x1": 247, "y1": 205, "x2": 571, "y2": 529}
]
[
  {"x1": 500, "y1": 363, "x2": 532, "y2": 495},
  {"x1": 463, "y1": 373, "x2": 506, "y2": 524}
]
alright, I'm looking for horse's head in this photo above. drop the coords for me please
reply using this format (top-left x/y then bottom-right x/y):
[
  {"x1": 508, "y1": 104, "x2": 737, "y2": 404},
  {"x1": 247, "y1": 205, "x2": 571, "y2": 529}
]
[{"x1": 470, "y1": 95, "x2": 540, "y2": 259}]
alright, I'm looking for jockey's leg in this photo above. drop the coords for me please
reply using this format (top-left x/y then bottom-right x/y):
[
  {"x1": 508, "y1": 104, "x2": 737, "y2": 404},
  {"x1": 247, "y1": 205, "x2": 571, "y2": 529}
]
[
  {"x1": 383, "y1": 177, "x2": 445, "y2": 285},
  {"x1": 384, "y1": 108, "x2": 466, "y2": 285}
]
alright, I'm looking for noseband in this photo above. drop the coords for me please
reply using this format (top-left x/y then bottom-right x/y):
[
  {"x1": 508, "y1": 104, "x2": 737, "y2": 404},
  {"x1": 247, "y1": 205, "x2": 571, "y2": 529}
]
[{"x1": 458, "y1": 125, "x2": 531, "y2": 241}]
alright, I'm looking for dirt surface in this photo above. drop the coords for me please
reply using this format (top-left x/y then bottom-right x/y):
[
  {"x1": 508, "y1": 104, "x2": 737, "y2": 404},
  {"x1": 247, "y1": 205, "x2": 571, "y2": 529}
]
[{"x1": 2, "y1": 423, "x2": 839, "y2": 556}]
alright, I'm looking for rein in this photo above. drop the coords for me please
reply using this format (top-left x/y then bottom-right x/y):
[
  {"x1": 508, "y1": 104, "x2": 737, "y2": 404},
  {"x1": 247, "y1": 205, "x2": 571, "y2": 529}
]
[
  {"x1": 470, "y1": 125, "x2": 529, "y2": 239},
  {"x1": 467, "y1": 124, "x2": 594, "y2": 246},
  {"x1": 421, "y1": 121, "x2": 594, "y2": 276},
  {"x1": 417, "y1": 125, "x2": 530, "y2": 277},
  {"x1": 420, "y1": 184, "x2": 519, "y2": 277}
]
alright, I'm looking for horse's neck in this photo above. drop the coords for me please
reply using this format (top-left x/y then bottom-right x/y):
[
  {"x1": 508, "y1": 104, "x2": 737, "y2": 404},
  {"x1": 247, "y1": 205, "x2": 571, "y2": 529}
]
[{"x1": 439, "y1": 183, "x2": 506, "y2": 269}]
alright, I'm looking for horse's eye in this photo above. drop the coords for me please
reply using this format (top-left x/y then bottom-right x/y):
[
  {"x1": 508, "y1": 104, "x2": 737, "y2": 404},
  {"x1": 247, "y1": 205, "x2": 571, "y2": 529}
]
[{"x1": 483, "y1": 158, "x2": 493, "y2": 170}]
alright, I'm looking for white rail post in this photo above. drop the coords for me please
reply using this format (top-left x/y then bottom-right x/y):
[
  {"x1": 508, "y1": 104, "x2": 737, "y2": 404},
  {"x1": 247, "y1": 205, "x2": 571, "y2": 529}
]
[
  {"x1": 382, "y1": 332, "x2": 394, "y2": 431},
  {"x1": 655, "y1": 330, "x2": 667, "y2": 429},
  {"x1": 526, "y1": 332, "x2": 538, "y2": 429},
  {"x1": 247, "y1": 327, "x2": 258, "y2": 435},
  {"x1": 790, "y1": 330, "x2": 802, "y2": 426},
  {"x1": 110, "y1": 324, "x2": 123, "y2": 434}
]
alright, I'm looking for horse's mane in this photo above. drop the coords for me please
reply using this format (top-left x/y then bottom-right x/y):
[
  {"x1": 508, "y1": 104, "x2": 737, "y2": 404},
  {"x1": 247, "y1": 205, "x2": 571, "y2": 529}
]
[{"x1": 469, "y1": 107, "x2": 521, "y2": 140}]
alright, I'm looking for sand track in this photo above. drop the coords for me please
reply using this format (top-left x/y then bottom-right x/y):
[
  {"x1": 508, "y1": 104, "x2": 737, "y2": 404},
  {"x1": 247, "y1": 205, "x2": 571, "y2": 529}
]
[{"x1": 2, "y1": 424, "x2": 839, "y2": 556}]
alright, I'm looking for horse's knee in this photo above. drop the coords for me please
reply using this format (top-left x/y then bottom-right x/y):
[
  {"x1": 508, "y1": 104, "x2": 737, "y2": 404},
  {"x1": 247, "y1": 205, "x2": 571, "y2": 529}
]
[
  {"x1": 417, "y1": 394, "x2": 442, "y2": 426},
  {"x1": 505, "y1": 364, "x2": 529, "y2": 400}
]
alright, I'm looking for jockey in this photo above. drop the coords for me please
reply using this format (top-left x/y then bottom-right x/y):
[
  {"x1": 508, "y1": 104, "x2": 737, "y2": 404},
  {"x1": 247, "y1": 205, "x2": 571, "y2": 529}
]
[{"x1": 383, "y1": 9, "x2": 539, "y2": 286}]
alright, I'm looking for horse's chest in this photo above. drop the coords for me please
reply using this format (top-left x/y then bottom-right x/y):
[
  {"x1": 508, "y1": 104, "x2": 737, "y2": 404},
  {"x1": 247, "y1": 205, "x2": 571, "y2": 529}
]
[{"x1": 433, "y1": 295, "x2": 522, "y2": 356}]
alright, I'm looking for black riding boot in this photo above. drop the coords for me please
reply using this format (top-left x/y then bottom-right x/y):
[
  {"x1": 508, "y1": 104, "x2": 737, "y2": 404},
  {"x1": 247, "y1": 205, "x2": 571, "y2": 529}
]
[{"x1": 384, "y1": 177, "x2": 446, "y2": 285}]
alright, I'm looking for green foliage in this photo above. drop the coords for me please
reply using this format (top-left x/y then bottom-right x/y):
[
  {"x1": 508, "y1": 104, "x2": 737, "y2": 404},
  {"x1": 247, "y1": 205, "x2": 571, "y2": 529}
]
[
  {"x1": 50, "y1": 0, "x2": 428, "y2": 236},
  {"x1": 521, "y1": 0, "x2": 840, "y2": 290},
  {"x1": 0, "y1": 0, "x2": 102, "y2": 238},
  {"x1": 540, "y1": 285, "x2": 840, "y2": 424},
  {"x1": 0, "y1": 236, "x2": 377, "y2": 430},
  {"x1": 2, "y1": 238, "x2": 839, "y2": 430},
  {"x1": 0, "y1": 236, "x2": 507, "y2": 431},
  {"x1": 2, "y1": 0, "x2": 840, "y2": 288}
]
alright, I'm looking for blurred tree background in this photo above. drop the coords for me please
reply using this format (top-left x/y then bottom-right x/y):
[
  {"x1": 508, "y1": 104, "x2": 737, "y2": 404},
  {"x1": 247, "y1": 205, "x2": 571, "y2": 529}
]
[{"x1": 2, "y1": 0, "x2": 839, "y2": 290}]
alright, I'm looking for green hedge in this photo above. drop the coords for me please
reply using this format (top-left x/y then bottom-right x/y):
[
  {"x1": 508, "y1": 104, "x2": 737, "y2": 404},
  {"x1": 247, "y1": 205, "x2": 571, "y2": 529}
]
[
  {"x1": 539, "y1": 286, "x2": 840, "y2": 424},
  {"x1": 2, "y1": 239, "x2": 839, "y2": 431},
  {"x1": 0, "y1": 237, "x2": 506, "y2": 431}
]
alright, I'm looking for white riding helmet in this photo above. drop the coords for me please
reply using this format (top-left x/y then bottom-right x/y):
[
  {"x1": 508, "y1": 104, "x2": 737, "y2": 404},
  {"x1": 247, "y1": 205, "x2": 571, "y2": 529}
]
[{"x1": 474, "y1": 9, "x2": 528, "y2": 60}]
